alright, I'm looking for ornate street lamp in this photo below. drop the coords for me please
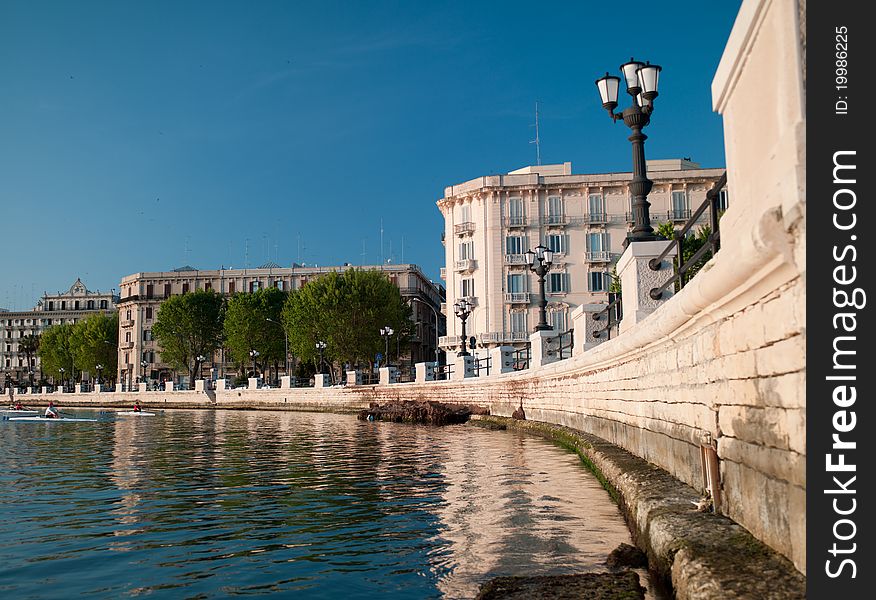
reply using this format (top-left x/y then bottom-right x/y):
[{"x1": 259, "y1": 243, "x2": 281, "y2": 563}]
[
  {"x1": 596, "y1": 58, "x2": 663, "y2": 243},
  {"x1": 196, "y1": 355, "x2": 206, "y2": 380},
  {"x1": 526, "y1": 245, "x2": 554, "y2": 331},
  {"x1": 453, "y1": 300, "x2": 473, "y2": 356},
  {"x1": 379, "y1": 326, "x2": 394, "y2": 367},
  {"x1": 249, "y1": 349, "x2": 260, "y2": 378},
  {"x1": 95, "y1": 364, "x2": 104, "y2": 385},
  {"x1": 58, "y1": 367, "x2": 65, "y2": 390},
  {"x1": 315, "y1": 341, "x2": 327, "y2": 374}
]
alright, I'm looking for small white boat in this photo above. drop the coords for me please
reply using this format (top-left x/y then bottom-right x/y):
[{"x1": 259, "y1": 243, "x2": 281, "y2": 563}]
[
  {"x1": 116, "y1": 411, "x2": 156, "y2": 416},
  {"x1": 0, "y1": 409, "x2": 39, "y2": 415},
  {"x1": 7, "y1": 416, "x2": 99, "y2": 422}
]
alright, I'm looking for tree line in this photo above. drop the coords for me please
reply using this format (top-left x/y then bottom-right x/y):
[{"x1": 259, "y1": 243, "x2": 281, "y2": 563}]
[{"x1": 32, "y1": 312, "x2": 119, "y2": 385}]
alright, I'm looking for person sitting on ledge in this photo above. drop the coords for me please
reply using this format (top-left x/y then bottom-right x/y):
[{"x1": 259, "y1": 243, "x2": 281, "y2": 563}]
[{"x1": 44, "y1": 401, "x2": 59, "y2": 419}]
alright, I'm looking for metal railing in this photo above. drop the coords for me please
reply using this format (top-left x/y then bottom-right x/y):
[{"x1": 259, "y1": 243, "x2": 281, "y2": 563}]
[
  {"x1": 593, "y1": 292, "x2": 623, "y2": 339},
  {"x1": 550, "y1": 329, "x2": 574, "y2": 360},
  {"x1": 504, "y1": 292, "x2": 531, "y2": 304},
  {"x1": 436, "y1": 363, "x2": 454, "y2": 379},
  {"x1": 540, "y1": 215, "x2": 569, "y2": 226},
  {"x1": 587, "y1": 212, "x2": 608, "y2": 224},
  {"x1": 474, "y1": 356, "x2": 491, "y2": 377},
  {"x1": 512, "y1": 346, "x2": 530, "y2": 371},
  {"x1": 648, "y1": 172, "x2": 727, "y2": 300},
  {"x1": 585, "y1": 251, "x2": 612, "y2": 262},
  {"x1": 505, "y1": 216, "x2": 528, "y2": 227}
]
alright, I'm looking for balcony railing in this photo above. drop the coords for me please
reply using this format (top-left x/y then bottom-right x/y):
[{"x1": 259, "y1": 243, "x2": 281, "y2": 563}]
[
  {"x1": 120, "y1": 341, "x2": 134, "y2": 350},
  {"x1": 504, "y1": 292, "x2": 531, "y2": 304},
  {"x1": 505, "y1": 215, "x2": 528, "y2": 227},
  {"x1": 540, "y1": 215, "x2": 569, "y2": 226},
  {"x1": 670, "y1": 208, "x2": 692, "y2": 221},
  {"x1": 454, "y1": 221, "x2": 476, "y2": 235},
  {"x1": 585, "y1": 251, "x2": 612, "y2": 262},
  {"x1": 586, "y1": 212, "x2": 608, "y2": 224},
  {"x1": 439, "y1": 267, "x2": 446, "y2": 280},
  {"x1": 503, "y1": 254, "x2": 529, "y2": 265},
  {"x1": 454, "y1": 259, "x2": 477, "y2": 272},
  {"x1": 120, "y1": 319, "x2": 134, "y2": 328}
]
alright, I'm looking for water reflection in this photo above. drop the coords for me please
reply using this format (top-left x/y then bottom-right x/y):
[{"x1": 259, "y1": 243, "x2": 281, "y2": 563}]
[{"x1": 0, "y1": 410, "x2": 632, "y2": 599}]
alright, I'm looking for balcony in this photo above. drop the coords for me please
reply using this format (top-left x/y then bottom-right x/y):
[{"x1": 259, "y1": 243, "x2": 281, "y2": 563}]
[
  {"x1": 454, "y1": 221, "x2": 476, "y2": 235},
  {"x1": 454, "y1": 259, "x2": 477, "y2": 273},
  {"x1": 540, "y1": 215, "x2": 569, "y2": 227},
  {"x1": 120, "y1": 319, "x2": 134, "y2": 328},
  {"x1": 504, "y1": 292, "x2": 531, "y2": 304},
  {"x1": 586, "y1": 251, "x2": 612, "y2": 263},
  {"x1": 503, "y1": 254, "x2": 529, "y2": 265},
  {"x1": 670, "y1": 209, "x2": 692, "y2": 221},
  {"x1": 439, "y1": 335, "x2": 461, "y2": 347},
  {"x1": 120, "y1": 341, "x2": 134, "y2": 350},
  {"x1": 624, "y1": 212, "x2": 636, "y2": 224},
  {"x1": 586, "y1": 212, "x2": 608, "y2": 224},
  {"x1": 439, "y1": 267, "x2": 446, "y2": 280},
  {"x1": 504, "y1": 216, "x2": 527, "y2": 228}
]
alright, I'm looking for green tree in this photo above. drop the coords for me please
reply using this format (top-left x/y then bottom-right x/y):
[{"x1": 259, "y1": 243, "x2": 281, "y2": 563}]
[
  {"x1": 18, "y1": 333, "x2": 40, "y2": 384},
  {"x1": 655, "y1": 221, "x2": 714, "y2": 290},
  {"x1": 152, "y1": 289, "x2": 224, "y2": 384},
  {"x1": 282, "y1": 269, "x2": 412, "y2": 376},
  {"x1": 223, "y1": 287, "x2": 286, "y2": 378},
  {"x1": 70, "y1": 312, "x2": 118, "y2": 381},
  {"x1": 37, "y1": 323, "x2": 76, "y2": 384}
]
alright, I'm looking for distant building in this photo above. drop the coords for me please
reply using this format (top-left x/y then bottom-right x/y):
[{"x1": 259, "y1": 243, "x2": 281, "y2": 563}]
[
  {"x1": 116, "y1": 263, "x2": 445, "y2": 386},
  {"x1": 0, "y1": 279, "x2": 118, "y2": 387},
  {"x1": 437, "y1": 159, "x2": 727, "y2": 351}
]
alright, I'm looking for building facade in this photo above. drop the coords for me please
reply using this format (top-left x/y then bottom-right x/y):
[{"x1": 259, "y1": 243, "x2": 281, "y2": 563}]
[
  {"x1": 437, "y1": 159, "x2": 727, "y2": 351},
  {"x1": 0, "y1": 279, "x2": 118, "y2": 387},
  {"x1": 116, "y1": 263, "x2": 445, "y2": 386}
]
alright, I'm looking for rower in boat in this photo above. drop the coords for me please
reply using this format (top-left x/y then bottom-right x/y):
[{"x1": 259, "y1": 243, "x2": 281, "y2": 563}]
[
  {"x1": 13, "y1": 400, "x2": 25, "y2": 410},
  {"x1": 45, "y1": 401, "x2": 60, "y2": 419},
  {"x1": 133, "y1": 400, "x2": 142, "y2": 413}
]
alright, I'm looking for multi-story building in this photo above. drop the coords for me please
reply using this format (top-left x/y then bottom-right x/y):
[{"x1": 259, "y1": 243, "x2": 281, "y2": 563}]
[
  {"x1": 437, "y1": 159, "x2": 727, "y2": 351},
  {"x1": 0, "y1": 279, "x2": 118, "y2": 387},
  {"x1": 116, "y1": 263, "x2": 445, "y2": 386}
]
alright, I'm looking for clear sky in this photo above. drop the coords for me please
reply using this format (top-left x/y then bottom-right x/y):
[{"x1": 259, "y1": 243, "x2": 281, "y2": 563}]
[{"x1": 0, "y1": 0, "x2": 741, "y2": 310}]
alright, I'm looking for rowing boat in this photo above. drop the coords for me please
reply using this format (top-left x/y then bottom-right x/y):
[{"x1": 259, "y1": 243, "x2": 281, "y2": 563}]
[
  {"x1": 0, "y1": 409, "x2": 39, "y2": 415},
  {"x1": 6, "y1": 416, "x2": 99, "y2": 422},
  {"x1": 116, "y1": 411, "x2": 156, "y2": 416}
]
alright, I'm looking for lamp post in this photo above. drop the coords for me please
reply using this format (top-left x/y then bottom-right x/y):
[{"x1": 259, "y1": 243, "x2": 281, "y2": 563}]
[
  {"x1": 453, "y1": 300, "x2": 473, "y2": 356},
  {"x1": 196, "y1": 355, "x2": 206, "y2": 381},
  {"x1": 379, "y1": 327, "x2": 394, "y2": 367},
  {"x1": 249, "y1": 349, "x2": 260, "y2": 378},
  {"x1": 315, "y1": 341, "x2": 327, "y2": 374},
  {"x1": 266, "y1": 317, "x2": 289, "y2": 377},
  {"x1": 409, "y1": 297, "x2": 441, "y2": 366},
  {"x1": 58, "y1": 367, "x2": 65, "y2": 390},
  {"x1": 95, "y1": 364, "x2": 103, "y2": 385},
  {"x1": 595, "y1": 58, "x2": 663, "y2": 243},
  {"x1": 525, "y1": 244, "x2": 554, "y2": 331}
]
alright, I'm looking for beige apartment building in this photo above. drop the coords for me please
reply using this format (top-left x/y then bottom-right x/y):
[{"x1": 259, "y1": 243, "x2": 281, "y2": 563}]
[
  {"x1": 0, "y1": 279, "x2": 118, "y2": 387},
  {"x1": 116, "y1": 263, "x2": 445, "y2": 387},
  {"x1": 437, "y1": 159, "x2": 727, "y2": 352}
]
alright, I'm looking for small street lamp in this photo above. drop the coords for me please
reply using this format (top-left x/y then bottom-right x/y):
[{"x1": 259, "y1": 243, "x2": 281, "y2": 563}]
[
  {"x1": 95, "y1": 364, "x2": 104, "y2": 385},
  {"x1": 266, "y1": 317, "x2": 289, "y2": 377},
  {"x1": 379, "y1": 326, "x2": 394, "y2": 367},
  {"x1": 58, "y1": 367, "x2": 65, "y2": 390},
  {"x1": 453, "y1": 300, "x2": 473, "y2": 356},
  {"x1": 526, "y1": 245, "x2": 554, "y2": 331},
  {"x1": 595, "y1": 58, "x2": 663, "y2": 243},
  {"x1": 249, "y1": 349, "x2": 260, "y2": 378},
  {"x1": 196, "y1": 355, "x2": 206, "y2": 380},
  {"x1": 139, "y1": 359, "x2": 148, "y2": 386},
  {"x1": 315, "y1": 341, "x2": 327, "y2": 374}
]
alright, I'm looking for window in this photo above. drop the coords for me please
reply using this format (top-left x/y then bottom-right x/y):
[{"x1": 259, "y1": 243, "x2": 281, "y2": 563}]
[
  {"x1": 460, "y1": 204, "x2": 472, "y2": 223},
  {"x1": 125, "y1": 331, "x2": 131, "y2": 343},
  {"x1": 74, "y1": 301, "x2": 80, "y2": 310},
  {"x1": 510, "y1": 311, "x2": 527, "y2": 333},
  {"x1": 126, "y1": 310, "x2": 132, "y2": 320},
  {"x1": 125, "y1": 352, "x2": 129, "y2": 366},
  {"x1": 204, "y1": 282, "x2": 212, "y2": 291},
  {"x1": 587, "y1": 232, "x2": 610, "y2": 253},
  {"x1": 718, "y1": 189, "x2": 730, "y2": 212},
  {"x1": 164, "y1": 283, "x2": 172, "y2": 298},
  {"x1": 550, "y1": 310, "x2": 567, "y2": 332},
  {"x1": 146, "y1": 284, "x2": 154, "y2": 298},
  {"x1": 182, "y1": 282, "x2": 190, "y2": 294},
  {"x1": 548, "y1": 272, "x2": 569, "y2": 294},
  {"x1": 143, "y1": 330, "x2": 152, "y2": 341},
  {"x1": 274, "y1": 280, "x2": 285, "y2": 290},
  {"x1": 505, "y1": 235, "x2": 526, "y2": 256},
  {"x1": 507, "y1": 273, "x2": 526, "y2": 293},
  {"x1": 461, "y1": 278, "x2": 475, "y2": 298},
  {"x1": 250, "y1": 281, "x2": 261, "y2": 293},
  {"x1": 547, "y1": 195, "x2": 564, "y2": 217},
  {"x1": 508, "y1": 197, "x2": 525, "y2": 225},
  {"x1": 588, "y1": 271, "x2": 610, "y2": 292},
  {"x1": 48, "y1": 301, "x2": 54, "y2": 310},
  {"x1": 87, "y1": 300, "x2": 94, "y2": 309},
  {"x1": 671, "y1": 190, "x2": 689, "y2": 219},
  {"x1": 458, "y1": 241, "x2": 475, "y2": 260},
  {"x1": 588, "y1": 193, "x2": 605, "y2": 216},
  {"x1": 229, "y1": 281, "x2": 236, "y2": 294},
  {"x1": 61, "y1": 301, "x2": 66, "y2": 310},
  {"x1": 100, "y1": 300, "x2": 107, "y2": 309},
  {"x1": 546, "y1": 233, "x2": 566, "y2": 254},
  {"x1": 145, "y1": 307, "x2": 153, "y2": 320}
]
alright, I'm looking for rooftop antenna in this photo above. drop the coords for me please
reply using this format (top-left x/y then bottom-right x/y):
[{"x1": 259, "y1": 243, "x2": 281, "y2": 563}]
[
  {"x1": 530, "y1": 100, "x2": 542, "y2": 166},
  {"x1": 401, "y1": 235, "x2": 405, "y2": 264},
  {"x1": 184, "y1": 236, "x2": 191, "y2": 265},
  {"x1": 297, "y1": 234, "x2": 301, "y2": 264},
  {"x1": 244, "y1": 238, "x2": 250, "y2": 269},
  {"x1": 361, "y1": 239, "x2": 367, "y2": 266},
  {"x1": 380, "y1": 219, "x2": 385, "y2": 265}
]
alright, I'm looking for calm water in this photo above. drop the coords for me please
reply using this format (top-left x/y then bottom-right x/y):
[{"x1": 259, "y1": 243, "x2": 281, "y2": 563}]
[{"x1": 0, "y1": 409, "x2": 633, "y2": 599}]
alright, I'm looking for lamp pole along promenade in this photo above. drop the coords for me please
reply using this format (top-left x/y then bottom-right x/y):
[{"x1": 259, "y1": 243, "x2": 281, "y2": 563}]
[
  {"x1": 596, "y1": 58, "x2": 663, "y2": 244},
  {"x1": 315, "y1": 341, "x2": 327, "y2": 375},
  {"x1": 379, "y1": 327, "x2": 394, "y2": 367},
  {"x1": 526, "y1": 245, "x2": 554, "y2": 331},
  {"x1": 453, "y1": 300, "x2": 473, "y2": 356},
  {"x1": 249, "y1": 349, "x2": 259, "y2": 379}
]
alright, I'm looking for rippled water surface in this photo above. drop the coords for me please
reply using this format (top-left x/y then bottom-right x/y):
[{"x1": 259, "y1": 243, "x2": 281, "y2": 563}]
[{"x1": 0, "y1": 409, "x2": 632, "y2": 598}]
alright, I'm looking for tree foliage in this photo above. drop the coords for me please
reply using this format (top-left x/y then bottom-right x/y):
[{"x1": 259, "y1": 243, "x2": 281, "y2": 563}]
[
  {"x1": 223, "y1": 287, "x2": 286, "y2": 374},
  {"x1": 655, "y1": 221, "x2": 714, "y2": 290},
  {"x1": 70, "y1": 312, "x2": 118, "y2": 377},
  {"x1": 37, "y1": 323, "x2": 76, "y2": 382},
  {"x1": 152, "y1": 289, "x2": 224, "y2": 383},
  {"x1": 282, "y1": 269, "x2": 413, "y2": 371}
]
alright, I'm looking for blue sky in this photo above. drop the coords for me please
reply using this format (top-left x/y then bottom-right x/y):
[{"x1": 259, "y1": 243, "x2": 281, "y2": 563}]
[{"x1": 0, "y1": 0, "x2": 741, "y2": 310}]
